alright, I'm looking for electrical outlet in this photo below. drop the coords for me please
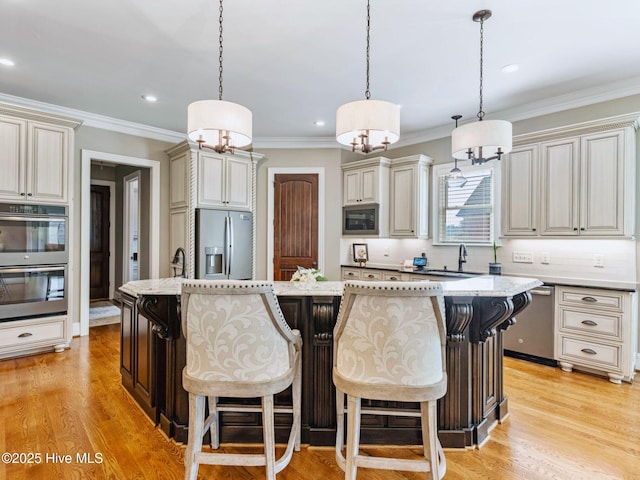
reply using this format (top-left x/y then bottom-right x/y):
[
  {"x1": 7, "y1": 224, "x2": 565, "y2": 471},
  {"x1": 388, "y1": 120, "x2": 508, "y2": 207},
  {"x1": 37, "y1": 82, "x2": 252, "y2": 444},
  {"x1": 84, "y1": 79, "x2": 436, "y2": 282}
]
[
  {"x1": 593, "y1": 254, "x2": 605, "y2": 267},
  {"x1": 512, "y1": 251, "x2": 534, "y2": 263},
  {"x1": 541, "y1": 252, "x2": 550, "y2": 264},
  {"x1": 383, "y1": 247, "x2": 389, "y2": 257}
]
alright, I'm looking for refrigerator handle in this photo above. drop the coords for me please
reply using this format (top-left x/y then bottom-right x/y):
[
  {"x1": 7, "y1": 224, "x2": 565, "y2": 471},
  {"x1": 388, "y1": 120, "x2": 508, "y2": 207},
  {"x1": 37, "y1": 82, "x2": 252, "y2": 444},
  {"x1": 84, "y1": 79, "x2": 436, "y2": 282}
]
[
  {"x1": 228, "y1": 215, "x2": 234, "y2": 275},
  {"x1": 224, "y1": 216, "x2": 230, "y2": 275}
]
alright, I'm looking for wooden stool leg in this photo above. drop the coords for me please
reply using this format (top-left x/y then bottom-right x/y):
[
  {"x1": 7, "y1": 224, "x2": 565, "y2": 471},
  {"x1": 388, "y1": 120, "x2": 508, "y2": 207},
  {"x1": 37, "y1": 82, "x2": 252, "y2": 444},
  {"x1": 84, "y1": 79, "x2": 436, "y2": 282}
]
[
  {"x1": 185, "y1": 393, "x2": 205, "y2": 480},
  {"x1": 207, "y1": 396, "x2": 219, "y2": 449},
  {"x1": 345, "y1": 395, "x2": 361, "y2": 480},
  {"x1": 421, "y1": 400, "x2": 444, "y2": 480},
  {"x1": 262, "y1": 394, "x2": 276, "y2": 480}
]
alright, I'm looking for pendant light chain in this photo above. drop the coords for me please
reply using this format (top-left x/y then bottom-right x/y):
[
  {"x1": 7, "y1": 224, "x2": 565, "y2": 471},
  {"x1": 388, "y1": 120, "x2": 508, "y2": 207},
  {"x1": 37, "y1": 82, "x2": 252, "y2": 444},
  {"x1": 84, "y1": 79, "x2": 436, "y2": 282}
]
[
  {"x1": 218, "y1": 0, "x2": 224, "y2": 101},
  {"x1": 477, "y1": 15, "x2": 485, "y2": 121},
  {"x1": 364, "y1": 0, "x2": 371, "y2": 100}
]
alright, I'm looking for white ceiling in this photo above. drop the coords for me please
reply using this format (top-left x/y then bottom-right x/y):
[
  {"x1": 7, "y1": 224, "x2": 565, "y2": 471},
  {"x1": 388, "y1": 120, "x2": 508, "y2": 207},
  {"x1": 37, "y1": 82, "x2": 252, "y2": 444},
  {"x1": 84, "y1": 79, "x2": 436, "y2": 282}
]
[{"x1": 1, "y1": 0, "x2": 640, "y2": 148}]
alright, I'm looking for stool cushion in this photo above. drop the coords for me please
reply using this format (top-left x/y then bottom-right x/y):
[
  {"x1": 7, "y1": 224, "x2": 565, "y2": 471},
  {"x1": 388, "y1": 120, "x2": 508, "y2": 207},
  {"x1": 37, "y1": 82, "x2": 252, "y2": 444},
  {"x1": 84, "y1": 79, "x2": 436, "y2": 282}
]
[
  {"x1": 184, "y1": 292, "x2": 290, "y2": 382},
  {"x1": 336, "y1": 294, "x2": 443, "y2": 386}
]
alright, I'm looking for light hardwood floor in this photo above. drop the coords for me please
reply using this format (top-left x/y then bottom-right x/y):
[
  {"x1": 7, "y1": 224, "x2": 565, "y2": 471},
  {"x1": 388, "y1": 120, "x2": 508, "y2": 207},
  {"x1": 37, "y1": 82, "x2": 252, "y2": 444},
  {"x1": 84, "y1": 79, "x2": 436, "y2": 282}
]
[{"x1": 1, "y1": 324, "x2": 638, "y2": 480}]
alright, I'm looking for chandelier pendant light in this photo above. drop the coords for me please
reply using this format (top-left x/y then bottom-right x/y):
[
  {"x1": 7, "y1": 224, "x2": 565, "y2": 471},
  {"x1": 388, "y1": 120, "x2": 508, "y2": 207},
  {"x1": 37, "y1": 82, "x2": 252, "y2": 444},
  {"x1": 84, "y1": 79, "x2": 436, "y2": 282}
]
[
  {"x1": 336, "y1": 0, "x2": 400, "y2": 154},
  {"x1": 187, "y1": 0, "x2": 252, "y2": 154},
  {"x1": 447, "y1": 115, "x2": 468, "y2": 188},
  {"x1": 451, "y1": 9, "x2": 511, "y2": 165}
]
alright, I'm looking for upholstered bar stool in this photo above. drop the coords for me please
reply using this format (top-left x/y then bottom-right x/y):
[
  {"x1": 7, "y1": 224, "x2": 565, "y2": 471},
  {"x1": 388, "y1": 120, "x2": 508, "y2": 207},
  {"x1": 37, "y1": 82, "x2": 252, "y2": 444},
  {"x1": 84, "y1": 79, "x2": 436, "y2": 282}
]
[
  {"x1": 333, "y1": 281, "x2": 447, "y2": 480},
  {"x1": 181, "y1": 280, "x2": 302, "y2": 480}
]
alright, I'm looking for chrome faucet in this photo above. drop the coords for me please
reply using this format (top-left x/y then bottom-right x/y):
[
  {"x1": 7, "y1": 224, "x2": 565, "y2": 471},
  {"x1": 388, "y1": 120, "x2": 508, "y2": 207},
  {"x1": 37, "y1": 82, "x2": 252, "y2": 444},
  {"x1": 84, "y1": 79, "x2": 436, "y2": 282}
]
[
  {"x1": 458, "y1": 243, "x2": 467, "y2": 272},
  {"x1": 171, "y1": 247, "x2": 188, "y2": 278}
]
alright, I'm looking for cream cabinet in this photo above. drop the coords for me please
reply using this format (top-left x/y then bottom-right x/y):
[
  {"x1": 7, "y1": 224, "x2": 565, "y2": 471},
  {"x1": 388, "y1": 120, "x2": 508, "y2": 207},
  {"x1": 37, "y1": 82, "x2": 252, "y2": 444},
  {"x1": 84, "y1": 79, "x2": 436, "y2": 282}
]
[
  {"x1": 342, "y1": 157, "x2": 390, "y2": 206},
  {"x1": 502, "y1": 145, "x2": 539, "y2": 236},
  {"x1": 341, "y1": 267, "x2": 409, "y2": 282},
  {"x1": 389, "y1": 154, "x2": 432, "y2": 238},
  {"x1": 0, "y1": 315, "x2": 69, "y2": 359},
  {"x1": 555, "y1": 286, "x2": 637, "y2": 384},
  {"x1": 503, "y1": 115, "x2": 636, "y2": 238},
  {"x1": 198, "y1": 151, "x2": 252, "y2": 210},
  {"x1": 0, "y1": 114, "x2": 74, "y2": 204}
]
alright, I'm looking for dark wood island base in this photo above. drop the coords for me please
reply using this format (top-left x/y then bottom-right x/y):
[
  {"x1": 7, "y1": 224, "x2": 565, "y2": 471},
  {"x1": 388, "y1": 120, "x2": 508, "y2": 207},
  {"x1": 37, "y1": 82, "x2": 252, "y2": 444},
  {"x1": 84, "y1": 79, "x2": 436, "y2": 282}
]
[{"x1": 119, "y1": 278, "x2": 537, "y2": 449}]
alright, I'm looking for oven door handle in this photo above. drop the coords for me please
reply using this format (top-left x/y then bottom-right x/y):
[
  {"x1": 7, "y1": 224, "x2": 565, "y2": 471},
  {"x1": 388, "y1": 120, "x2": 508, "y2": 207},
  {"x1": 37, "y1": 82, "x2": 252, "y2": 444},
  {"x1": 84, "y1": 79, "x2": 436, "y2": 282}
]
[
  {"x1": 0, "y1": 216, "x2": 66, "y2": 223},
  {"x1": 0, "y1": 266, "x2": 66, "y2": 274}
]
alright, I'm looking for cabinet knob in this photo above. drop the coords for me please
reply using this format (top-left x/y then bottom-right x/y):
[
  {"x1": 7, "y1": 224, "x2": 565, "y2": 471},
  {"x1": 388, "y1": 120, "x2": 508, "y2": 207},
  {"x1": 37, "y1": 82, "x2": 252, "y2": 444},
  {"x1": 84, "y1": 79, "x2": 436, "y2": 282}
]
[
  {"x1": 580, "y1": 227, "x2": 585, "y2": 231},
  {"x1": 573, "y1": 227, "x2": 578, "y2": 231},
  {"x1": 532, "y1": 228, "x2": 536, "y2": 232},
  {"x1": 389, "y1": 276, "x2": 398, "y2": 280},
  {"x1": 27, "y1": 193, "x2": 33, "y2": 196},
  {"x1": 20, "y1": 192, "x2": 26, "y2": 196}
]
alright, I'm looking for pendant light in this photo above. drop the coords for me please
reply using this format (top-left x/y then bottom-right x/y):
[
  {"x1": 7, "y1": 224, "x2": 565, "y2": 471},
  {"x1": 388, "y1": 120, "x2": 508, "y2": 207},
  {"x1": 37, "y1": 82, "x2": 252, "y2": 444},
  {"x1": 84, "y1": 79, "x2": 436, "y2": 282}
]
[
  {"x1": 336, "y1": 0, "x2": 400, "y2": 154},
  {"x1": 187, "y1": 0, "x2": 252, "y2": 154},
  {"x1": 447, "y1": 115, "x2": 468, "y2": 188},
  {"x1": 451, "y1": 9, "x2": 511, "y2": 164}
]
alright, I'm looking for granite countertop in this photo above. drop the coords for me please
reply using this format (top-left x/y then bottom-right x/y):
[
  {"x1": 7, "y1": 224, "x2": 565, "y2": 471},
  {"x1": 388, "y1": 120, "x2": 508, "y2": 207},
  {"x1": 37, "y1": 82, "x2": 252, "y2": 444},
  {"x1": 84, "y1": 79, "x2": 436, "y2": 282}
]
[{"x1": 119, "y1": 276, "x2": 541, "y2": 298}]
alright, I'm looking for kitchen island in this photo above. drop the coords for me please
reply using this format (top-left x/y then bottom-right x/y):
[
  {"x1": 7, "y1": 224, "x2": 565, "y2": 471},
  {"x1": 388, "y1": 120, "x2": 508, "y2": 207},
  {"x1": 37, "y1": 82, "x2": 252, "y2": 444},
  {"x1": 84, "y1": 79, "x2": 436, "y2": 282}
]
[{"x1": 119, "y1": 275, "x2": 541, "y2": 448}]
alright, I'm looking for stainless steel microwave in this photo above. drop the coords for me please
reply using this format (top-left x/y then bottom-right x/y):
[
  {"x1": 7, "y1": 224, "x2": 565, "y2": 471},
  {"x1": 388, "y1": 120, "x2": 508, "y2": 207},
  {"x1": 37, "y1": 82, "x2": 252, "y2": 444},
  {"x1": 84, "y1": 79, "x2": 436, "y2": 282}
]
[{"x1": 342, "y1": 204, "x2": 379, "y2": 235}]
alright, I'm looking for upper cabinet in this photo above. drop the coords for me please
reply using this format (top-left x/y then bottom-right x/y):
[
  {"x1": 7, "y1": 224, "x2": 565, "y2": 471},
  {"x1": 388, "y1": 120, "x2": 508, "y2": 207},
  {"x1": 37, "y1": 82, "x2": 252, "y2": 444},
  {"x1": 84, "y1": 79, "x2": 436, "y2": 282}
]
[
  {"x1": 389, "y1": 154, "x2": 432, "y2": 238},
  {"x1": 342, "y1": 157, "x2": 390, "y2": 206},
  {"x1": 502, "y1": 115, "x2": 636, "y2": 238},
  {"x1": 0, "y1": 108, "x2": 79, "y2": 205},
  {"x1": 198, "y1": 151, "x2": 252, "y2": 210}
]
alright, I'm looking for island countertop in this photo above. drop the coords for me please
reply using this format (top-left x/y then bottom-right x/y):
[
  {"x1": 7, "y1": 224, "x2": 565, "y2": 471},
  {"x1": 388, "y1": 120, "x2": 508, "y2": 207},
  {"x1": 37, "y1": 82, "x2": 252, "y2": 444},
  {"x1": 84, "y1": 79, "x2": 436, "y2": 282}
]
[{"x1": 119, "y1": 275, "x2": 541, "y2": 298}]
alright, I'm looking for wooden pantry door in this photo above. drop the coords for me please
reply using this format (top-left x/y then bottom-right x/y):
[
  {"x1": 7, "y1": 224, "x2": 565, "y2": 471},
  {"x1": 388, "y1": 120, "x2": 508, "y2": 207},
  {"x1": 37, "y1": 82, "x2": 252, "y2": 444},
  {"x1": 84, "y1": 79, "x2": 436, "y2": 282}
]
[{"x1": 273, "y1": 174, "x2": 319, "y2": 281}]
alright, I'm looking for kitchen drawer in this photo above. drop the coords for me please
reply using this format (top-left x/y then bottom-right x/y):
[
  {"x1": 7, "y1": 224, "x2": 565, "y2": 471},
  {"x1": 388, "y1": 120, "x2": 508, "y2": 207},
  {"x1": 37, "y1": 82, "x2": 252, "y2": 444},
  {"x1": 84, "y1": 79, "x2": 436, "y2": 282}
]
[
  {"x1": 558, "y1": 309, "x2": 622, "y2": 340},
  {"x1": 342, "y1": 268, "x2": 362, "y2": 280},
  {"x1": 558, "y1": 288, "x2": 624, "y2": 311},
  {"x1": 382, "y1": 272, "x2": 405, "y2": 281},
  {"x1": 558, "y1": 335, "x2": 621, "y2": 370},
  {"x1": 361, "y1": 271, "x2": 382, "y2": 281},
  {"x1": 0, "y1": 318, "x2": 66, "y2": 350}
]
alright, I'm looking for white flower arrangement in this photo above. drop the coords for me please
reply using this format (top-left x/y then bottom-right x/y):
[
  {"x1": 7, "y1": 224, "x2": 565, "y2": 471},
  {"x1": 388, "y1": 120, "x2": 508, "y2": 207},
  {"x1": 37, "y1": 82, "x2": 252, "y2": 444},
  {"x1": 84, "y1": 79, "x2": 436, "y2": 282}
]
[{"x1": 290, "y1": 266, "x2": 328, "y2": 283}]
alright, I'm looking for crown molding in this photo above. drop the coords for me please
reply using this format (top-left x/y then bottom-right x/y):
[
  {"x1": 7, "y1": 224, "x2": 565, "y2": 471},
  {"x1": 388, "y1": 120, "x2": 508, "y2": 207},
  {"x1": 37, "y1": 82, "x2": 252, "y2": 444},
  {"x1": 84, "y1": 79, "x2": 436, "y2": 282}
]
[{"x1": 3, "y1": 75, "x2": 640, "y2": 148}]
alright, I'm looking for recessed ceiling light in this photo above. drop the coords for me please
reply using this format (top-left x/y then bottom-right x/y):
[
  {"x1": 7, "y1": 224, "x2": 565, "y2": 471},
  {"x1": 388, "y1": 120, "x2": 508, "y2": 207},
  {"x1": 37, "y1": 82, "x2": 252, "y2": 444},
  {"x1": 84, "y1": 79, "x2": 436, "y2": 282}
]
[
  {"x1": 314, "y1": 120, "x2": 325, "y2": 127},
  {"x1": 0, "y1": 58, "x2": 15, "y2": 67},
  {"x1": 142, "y1": 94, "x2": 157, "y2": 102},
  {"x1": 501, "y1": 64, "x2": 519, "y2": 74}
]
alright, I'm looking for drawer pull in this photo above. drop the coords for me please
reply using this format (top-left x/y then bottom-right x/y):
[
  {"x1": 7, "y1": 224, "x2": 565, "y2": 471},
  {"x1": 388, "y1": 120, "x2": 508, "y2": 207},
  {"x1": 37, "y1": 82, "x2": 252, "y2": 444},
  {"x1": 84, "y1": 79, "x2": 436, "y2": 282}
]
[
  {"x1": 388, "y1": 276, "x2": 398, "y2": 280},
  {"x1": 366, "y1": 274, "x2": 375, "y2": 278},
  {"x1": 348, "y1": 272, "x2": 356, "y2": 276},
  {"x1": 581, "y1": 348, "x2": 597, "y2": 355},
  {"x1": 581, "y1": 320, "x2": 598, "y2": 326},
  {"x1": 581, "y1": 296, "x2": 598, "y2": 303},
  {"x1": 18, "y1": 332, "x2": 33, "y2": 338}
]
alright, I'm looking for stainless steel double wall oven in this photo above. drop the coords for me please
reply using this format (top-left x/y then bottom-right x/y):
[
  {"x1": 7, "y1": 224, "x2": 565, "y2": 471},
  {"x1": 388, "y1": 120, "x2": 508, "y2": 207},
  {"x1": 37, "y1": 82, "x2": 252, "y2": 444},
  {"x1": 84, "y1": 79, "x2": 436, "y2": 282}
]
[{"x1": 0, "y1": 203, "x2": 68, "y2": 321}]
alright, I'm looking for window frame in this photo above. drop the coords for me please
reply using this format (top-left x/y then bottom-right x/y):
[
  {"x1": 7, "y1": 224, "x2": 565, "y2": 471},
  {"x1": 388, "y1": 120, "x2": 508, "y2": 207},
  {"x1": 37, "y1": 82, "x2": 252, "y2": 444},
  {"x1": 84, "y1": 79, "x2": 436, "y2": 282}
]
[{"x1": 431, "y1": 160, "x2": 501, "y2": 246}]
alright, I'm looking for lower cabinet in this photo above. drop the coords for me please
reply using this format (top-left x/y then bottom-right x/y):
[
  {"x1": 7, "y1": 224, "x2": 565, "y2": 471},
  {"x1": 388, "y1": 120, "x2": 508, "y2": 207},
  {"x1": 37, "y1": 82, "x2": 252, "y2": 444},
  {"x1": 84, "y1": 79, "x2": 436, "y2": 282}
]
[
  {"x1": 0, "y1": 314, "x2": 69, "y2": 359},
  {"x1": 555, "y1": 286, "x2": 637, "y2": 384},
  {"x1": 120, "y1": 292, "x2": 157, "y2": 421},
  {"x1": 341, "y1": 267, "x2": 409, "y2": 282}
]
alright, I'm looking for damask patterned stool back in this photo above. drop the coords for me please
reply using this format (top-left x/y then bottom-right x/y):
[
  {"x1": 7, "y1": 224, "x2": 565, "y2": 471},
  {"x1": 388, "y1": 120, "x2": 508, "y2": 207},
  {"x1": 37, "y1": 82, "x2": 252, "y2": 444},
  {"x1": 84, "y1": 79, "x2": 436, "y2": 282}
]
[
  {"x1": 333, "y1": 281, "x2": 447, "y2": 480},
  {"x1": 181, "y1": 280, "x2": 302, "y2": 480}
]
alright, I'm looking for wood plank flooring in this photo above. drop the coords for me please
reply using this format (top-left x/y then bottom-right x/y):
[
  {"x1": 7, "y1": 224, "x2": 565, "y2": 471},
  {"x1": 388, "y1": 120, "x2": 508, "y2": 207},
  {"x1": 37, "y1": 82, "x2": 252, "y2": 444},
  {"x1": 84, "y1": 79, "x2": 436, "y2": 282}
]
[{"x1": 1, "y1": 323, "x2": 638, "y2": 479}]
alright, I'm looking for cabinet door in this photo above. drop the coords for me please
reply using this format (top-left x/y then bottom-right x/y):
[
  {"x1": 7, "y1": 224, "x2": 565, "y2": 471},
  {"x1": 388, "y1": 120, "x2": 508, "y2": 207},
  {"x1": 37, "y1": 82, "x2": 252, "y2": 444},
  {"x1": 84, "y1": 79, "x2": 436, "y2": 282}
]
[
  {"x1": 27, "y1": 122, "x2": 69, "y2": 203},
  {"x1": 359, "y1": 167, "x2": 379, "y2": 203},
  {"x1": 135, "y1": 311, "x2": 155, "y2": 409},
  {"x1": 225, "y1": 156, "x2": 251, "y2": 210},
  {"x1": 343, "y1": 170, "x2": 361, "y2": 205},
  {"x1": 120, "y1": 295, "x2": 135, "y2": 381},
  {"x1": 169, "y1": 208, "x2": 189, "y2": 267},
  {"x1": 540, "y1": 138, "x2": 580, "y2": 235},
  {"x1": 0, "y1": 115, "x2": 26, "y2": 200},
  {"x1": 389, "y1": 165, "x2": 415, "y2": 236},
  {"x1": 197, "y1": 151, "x2": 225, "y2": 207},
  {"x1": 580, "y1": 130, "x2": 624, "y2": 235},
  {"x1": 502, "y1": 145, "x2": 539, "y2": 236},
  {"x1": 169, "y1": 151, "x2": 190, "y2": 208}
]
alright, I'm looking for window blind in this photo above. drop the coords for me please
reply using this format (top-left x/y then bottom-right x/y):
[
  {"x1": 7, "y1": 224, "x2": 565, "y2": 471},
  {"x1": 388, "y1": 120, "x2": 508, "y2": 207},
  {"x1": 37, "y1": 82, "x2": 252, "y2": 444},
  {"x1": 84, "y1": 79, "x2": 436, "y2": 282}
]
[{"x1": 438, "y1": 168, "x2": 493, "y2": 244}]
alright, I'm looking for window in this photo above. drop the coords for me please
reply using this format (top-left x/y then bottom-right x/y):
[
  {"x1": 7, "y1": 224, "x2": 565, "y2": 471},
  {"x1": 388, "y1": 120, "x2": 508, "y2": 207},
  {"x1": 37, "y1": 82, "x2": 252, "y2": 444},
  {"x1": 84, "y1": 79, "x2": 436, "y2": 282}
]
[{"x1": 432, "y1": 162, "x2": 501, "y2": 245}]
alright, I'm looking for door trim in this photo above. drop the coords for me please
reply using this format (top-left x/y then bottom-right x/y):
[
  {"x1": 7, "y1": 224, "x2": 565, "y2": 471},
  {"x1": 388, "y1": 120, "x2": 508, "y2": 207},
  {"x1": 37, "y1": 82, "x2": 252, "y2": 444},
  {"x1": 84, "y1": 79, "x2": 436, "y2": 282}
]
[
  {"x1": 122, "y1": 171, "x2": 141, "y2": 284},
  {"x1": 267, "y1": 167, "x2": 325, "y2": 281},
  {"x1": 91, "y1": 179, "x2": 116, "y2": 301},
  {"x1": 79, "y1": 150, "x2": 160, "y2": 337}
]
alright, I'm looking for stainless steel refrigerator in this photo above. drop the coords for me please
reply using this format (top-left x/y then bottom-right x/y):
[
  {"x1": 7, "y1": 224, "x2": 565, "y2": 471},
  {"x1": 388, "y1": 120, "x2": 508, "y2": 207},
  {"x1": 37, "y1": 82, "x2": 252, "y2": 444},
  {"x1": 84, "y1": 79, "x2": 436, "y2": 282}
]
[{"x1": 195, "y1": 208, "x2": 253, "y2": 280}]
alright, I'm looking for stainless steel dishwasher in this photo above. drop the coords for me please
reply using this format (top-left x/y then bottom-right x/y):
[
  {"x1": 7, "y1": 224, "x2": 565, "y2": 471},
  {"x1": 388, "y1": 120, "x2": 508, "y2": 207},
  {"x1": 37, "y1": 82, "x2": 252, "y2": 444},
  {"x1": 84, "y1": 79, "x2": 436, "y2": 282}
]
[{"x1": 503, "y1": 285, "x2": 557, "y2": 366}]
